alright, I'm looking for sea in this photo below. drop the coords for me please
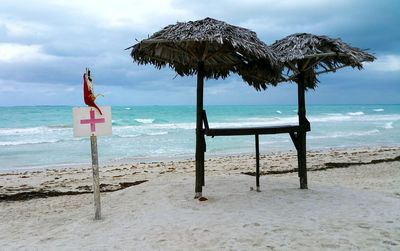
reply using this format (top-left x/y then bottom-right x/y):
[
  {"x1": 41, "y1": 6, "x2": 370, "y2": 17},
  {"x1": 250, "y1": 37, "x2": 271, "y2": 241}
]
[{"x1": 0, "y1": 104, "x2": 399, "y2": 171}]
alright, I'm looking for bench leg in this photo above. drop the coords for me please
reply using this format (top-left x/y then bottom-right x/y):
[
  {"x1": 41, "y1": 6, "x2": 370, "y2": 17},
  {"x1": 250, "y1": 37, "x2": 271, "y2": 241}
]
[{"x1": 255, "y1": 134, "x2": 260, "y2": 192}]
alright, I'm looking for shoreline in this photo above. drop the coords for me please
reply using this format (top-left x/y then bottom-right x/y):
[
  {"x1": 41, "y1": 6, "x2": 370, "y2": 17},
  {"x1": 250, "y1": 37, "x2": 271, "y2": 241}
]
[
  {"x1": 1, "y1": 145, "x2": 399, "y2": 201},
  {"x1": 2, "y1": 144, "x2": 400, "y2": 173}
]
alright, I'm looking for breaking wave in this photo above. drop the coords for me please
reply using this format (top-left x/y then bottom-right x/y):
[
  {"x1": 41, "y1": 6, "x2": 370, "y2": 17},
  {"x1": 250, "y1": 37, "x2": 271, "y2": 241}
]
[
  {"x1": 383, "y1": 122, "x2": 394, "y2": 129},
  {"x1": 0, "y1": 126, "x2": 71, "y2": 136},
  {"x1": 308, "y1": 129, "x2": 380, "y2": 139},
  {"x1": 135, "y1": 118, "x2": 155, "y2": 124},
  {"x1": 0, "y1": 139, "x2": 61, "y2": 146},
  {"x1": 347, "y1": 111, "x2": 364, "y2": 116}
]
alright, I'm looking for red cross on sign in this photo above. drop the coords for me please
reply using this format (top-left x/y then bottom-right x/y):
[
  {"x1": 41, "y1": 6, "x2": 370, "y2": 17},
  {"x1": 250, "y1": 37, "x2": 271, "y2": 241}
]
[
  {"x1": 80, "y1": 110, "x2": 105, "y2": 132},
  {"x1": 73, "y1": 106, "x2": 112, "y2": 137}
]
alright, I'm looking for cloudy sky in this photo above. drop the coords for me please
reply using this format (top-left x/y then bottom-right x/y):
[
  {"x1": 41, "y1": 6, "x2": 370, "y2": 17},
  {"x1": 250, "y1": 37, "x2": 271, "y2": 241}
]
[{"x1": 0, "y1": 0, "x2": 399, "y2": 106}]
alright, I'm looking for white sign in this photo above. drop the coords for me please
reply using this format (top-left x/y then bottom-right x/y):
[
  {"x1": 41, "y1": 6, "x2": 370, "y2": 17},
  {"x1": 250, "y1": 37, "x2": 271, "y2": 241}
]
[{"x1": 73, "y1": 106, "x2": 112, "y2": 137}]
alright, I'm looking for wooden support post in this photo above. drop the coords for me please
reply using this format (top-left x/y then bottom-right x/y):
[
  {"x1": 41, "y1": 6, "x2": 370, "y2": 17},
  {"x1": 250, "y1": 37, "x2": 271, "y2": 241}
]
[
  {"x1": 195, "y1": 61, "x2": 205, "y2": 198},
  {"x1": 90, "y1": 135, "x2": 101, "y2": 220},
  {"x1": 255, "y1": 134, "x2": 260, "y2": 192},
  {"x1": 297, "y1": 71, "x2": 308, "y2": 189},
  {"x1": 299, "y1": 131, "x2": 308, "y2": 189}
]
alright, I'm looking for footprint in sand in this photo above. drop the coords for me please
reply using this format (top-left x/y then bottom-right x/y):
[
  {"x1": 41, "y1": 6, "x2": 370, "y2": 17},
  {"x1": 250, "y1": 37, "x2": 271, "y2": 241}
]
[
  {"x1": 271, "y1": 227, "x2": 285, "y2": 233},
  {"x1": 380, "y1": 230, "x2": 391, "y2": 238},
  {"x1": 243, "y1": 222, "x2": 260, "y2": 228},
  {"x1": 357, "y1": 223, "x2": 371, "y2": 229},
  {"x1": 383, "y1": 240, "x2": 398, "y2": 246},
  {"x1": 191, "y1": 227, "x2": 210, "y2": 233}
]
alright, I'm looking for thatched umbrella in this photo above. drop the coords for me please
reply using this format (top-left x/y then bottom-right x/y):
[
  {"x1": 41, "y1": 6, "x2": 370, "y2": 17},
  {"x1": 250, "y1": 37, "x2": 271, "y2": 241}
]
[
  {"x1": 127, "y1": 17, "x2": 282, "y2": 198},
  {"x1": 271, "y1": 33, "x2": 375, "y2": 88},
  {"x1": 271, "y1": 33, "x2": 375, "y2": 188}
]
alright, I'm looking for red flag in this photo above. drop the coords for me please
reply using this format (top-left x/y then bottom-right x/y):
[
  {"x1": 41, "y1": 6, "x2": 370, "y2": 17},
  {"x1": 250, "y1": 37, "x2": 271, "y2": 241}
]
[{"x1": 83, "y1": 70, "x2": 102, "y2": 115}]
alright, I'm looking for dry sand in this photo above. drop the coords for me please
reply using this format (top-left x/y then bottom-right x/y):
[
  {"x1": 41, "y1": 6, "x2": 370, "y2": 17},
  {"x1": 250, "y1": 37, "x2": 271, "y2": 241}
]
[{"x1": 1, "y1": 146, "x2": 399, "y2": 250}]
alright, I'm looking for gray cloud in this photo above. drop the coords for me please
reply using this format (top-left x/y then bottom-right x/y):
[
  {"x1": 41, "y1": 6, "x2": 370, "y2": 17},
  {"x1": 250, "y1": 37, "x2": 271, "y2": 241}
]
[{"x1": 0, "y1": 0, "x2": 398, "y2": 105}]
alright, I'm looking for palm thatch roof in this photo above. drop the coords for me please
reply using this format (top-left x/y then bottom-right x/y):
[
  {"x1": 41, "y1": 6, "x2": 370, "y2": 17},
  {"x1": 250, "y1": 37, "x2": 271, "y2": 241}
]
[
  {"x1": 271, "y1": 33, "x2": 376, "y2": 88},
  {"x1": 127, "y1": 17, "x2": 282, "y2": 90}
]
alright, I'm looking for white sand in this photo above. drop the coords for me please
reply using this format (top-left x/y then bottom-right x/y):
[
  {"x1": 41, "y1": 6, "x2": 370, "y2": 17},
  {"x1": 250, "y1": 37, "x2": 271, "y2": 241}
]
[{"x1": 1, "y1": 147, "x2": 399, "y2": 250}]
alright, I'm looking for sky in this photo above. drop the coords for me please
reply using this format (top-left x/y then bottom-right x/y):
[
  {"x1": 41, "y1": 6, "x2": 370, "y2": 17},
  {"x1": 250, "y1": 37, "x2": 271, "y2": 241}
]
[{"x1": 0, "y1": 0, "x2": 399, "y2": 106}]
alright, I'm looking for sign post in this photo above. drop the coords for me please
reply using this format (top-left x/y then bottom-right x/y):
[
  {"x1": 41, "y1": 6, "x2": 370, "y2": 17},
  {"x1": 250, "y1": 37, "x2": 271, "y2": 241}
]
[
  {"x1": 73, "y1": 106, "x2": 112, "y2": 220},
  {"x1": 90, "y1": 135, "x2": 101, "y2": 220}
]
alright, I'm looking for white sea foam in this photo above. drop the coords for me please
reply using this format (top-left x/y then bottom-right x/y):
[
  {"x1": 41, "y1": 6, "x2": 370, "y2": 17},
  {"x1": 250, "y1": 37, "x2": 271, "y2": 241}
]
[
  {"x1": 135, "y1": 119, "x2": 155, "y2": 124},
  {"x1": 114, "y1": 114, "x2": 400, "y2": 133},
  {"x1": 237, "y1": 113, "x2": 399, "y2": 126},
  {"x1": 350, "y1": 114, "x2": 400, "y2": 122},
  {"x1": 116, "y1": 134, "x2": 141, "y2": 138},
  {"x1": 147, "y1": 123, "x2": 194, "y2": 130},
  {"x1": 232, "y1": 116, "x2": 298, "y2": 126},
  {"x1": 181, "y1": 114, "x2": 400, "y2": 128},
  {"x1": 310, "y1": 115, "x2": 352, "y2": 123},
  {"x1": 373, "y1": 108, "x2": 384, "y2": 112},
  {"x1": 48, "y1": 125, "x2": 71, "y2": 128},
  {"x1": 0, "y1": 126, "x2": 70, "y2": 136},
  {"x1": 0, "y1": 127, "x2": 47, "y2": 136},
  {"x1": 0, "y1": 139, "x2": 60, "y2": 146},
  {"x1": 236, "y1": 117, "x2": 281, "y2": 122},
  {"x1": 118, "y1": 123, "x2": 195, "y2": 130},
  {"x1": 347, "y1": 112, "x2": 364, "y2": 116},
  {"x1": 276, "y1": 110, "x2": 282, "y2": 114},
  {"x1": 115, "y1": 132, "x2": 166, "y2": 138},
  {"x1": 147, "y1": 132, "x2": 168, "y2": 136},
  {"x1": 310, "y1": 114, "x2": 400, "y2": 123},
  {"x1": 383, "y1": 122, "x2": 394, "y2": 129},
  {"x1": 308, "y1": 129, "x2": 380, "y2": 139},
  {"x1": 124, "y1": 107, "x2": 131, "y2": 110}
]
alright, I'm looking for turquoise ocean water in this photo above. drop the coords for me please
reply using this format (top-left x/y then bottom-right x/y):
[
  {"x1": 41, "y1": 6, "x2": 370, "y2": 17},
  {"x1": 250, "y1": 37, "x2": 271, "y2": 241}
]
[{"x1": 0, "y1": 105, "x2": 399, "y2": 171}]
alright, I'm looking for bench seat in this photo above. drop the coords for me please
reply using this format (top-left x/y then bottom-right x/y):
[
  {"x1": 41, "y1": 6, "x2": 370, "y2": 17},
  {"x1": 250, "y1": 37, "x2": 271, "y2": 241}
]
[
  {"x1": 202, "y1": 110, "x2": 310, "y2": 137},
  {"x1": 201, "y1": 110, "x2": 310, "y2": 191},
  {"x1": 205, "y1": 125, "x2": 306, "y2": 137}
]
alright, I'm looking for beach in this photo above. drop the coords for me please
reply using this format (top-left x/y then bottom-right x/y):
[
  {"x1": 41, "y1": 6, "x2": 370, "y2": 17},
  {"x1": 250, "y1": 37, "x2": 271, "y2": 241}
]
[
  {"x1": 1, "y1": 146, "x2": 399, "y2": 250},
  {"x1": 1, "y1": 0, "x2": 399, "y2": 249}
]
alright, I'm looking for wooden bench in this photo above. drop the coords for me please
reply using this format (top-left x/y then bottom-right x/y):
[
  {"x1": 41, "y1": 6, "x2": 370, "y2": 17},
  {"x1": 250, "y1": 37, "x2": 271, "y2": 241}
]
[{"x1": 202, "y1": 110, "x2": 310, "y2": 191}]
